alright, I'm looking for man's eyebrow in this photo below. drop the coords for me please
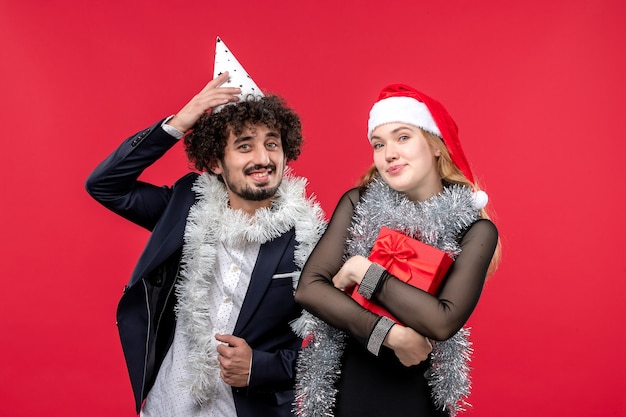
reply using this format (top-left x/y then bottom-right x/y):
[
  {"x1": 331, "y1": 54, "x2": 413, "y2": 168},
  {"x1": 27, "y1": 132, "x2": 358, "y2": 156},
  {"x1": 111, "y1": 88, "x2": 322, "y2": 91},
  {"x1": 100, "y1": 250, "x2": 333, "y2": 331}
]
[
  {"x1": 233, "y1": 135, "x2": 253, "y2": 145},
  {"x1": 233, "y1": 129, "x2": 280, "y2": 144}
]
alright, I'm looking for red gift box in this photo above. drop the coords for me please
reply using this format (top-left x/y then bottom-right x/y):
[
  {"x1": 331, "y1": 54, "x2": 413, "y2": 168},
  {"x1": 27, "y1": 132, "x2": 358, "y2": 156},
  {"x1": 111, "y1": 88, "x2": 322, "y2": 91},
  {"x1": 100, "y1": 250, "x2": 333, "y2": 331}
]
[{"x1": 350, "y1": 226, "x2": 453, "y2": 324}]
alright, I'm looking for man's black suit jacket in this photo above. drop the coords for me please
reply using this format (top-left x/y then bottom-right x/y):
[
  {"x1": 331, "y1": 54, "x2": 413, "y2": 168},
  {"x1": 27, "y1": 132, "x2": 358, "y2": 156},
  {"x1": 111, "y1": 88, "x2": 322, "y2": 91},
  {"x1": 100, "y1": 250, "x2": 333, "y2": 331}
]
[{"x1": 86, "y1": 120, "x2": 303, "y2": 416}]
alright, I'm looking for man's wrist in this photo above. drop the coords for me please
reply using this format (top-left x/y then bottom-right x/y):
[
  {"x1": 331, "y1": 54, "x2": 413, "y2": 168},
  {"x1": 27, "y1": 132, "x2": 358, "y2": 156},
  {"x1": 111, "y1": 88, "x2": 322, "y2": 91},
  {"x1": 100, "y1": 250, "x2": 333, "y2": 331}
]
[
  {"x1": 161, "y1": 115, "x2": 185, "y2": 139},
  {"x1": 246, "y1": 351, "x2": 253, "y2": 386}
]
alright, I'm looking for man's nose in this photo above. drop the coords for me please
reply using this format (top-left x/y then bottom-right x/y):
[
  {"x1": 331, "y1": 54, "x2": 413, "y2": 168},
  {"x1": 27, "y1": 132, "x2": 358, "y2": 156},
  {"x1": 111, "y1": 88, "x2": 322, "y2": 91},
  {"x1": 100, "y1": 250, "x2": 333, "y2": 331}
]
[{"x1": 252, "y1": 147, "x2": 270, "y2": 166}]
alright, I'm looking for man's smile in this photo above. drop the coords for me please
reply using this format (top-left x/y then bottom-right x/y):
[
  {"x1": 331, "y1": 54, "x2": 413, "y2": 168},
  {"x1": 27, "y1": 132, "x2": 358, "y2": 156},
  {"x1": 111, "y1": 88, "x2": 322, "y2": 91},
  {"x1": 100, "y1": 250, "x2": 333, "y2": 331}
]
[{"x1": 245, "y1": 165, "x2": 275, "y2": 182}]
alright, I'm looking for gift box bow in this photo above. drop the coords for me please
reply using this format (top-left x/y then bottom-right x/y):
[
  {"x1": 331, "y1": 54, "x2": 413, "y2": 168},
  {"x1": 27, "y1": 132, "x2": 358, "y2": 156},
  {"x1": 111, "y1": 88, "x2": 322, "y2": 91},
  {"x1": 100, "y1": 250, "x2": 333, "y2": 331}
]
[
  {"x1": 350, "y1": 227, "x2": 452, "y2": 324},
  {"x1": 367, "y1": 227, "x2": 453, "y2": 295},
  {"x1": 369, "y1": 231, "x2": 439, "y2": 286}
]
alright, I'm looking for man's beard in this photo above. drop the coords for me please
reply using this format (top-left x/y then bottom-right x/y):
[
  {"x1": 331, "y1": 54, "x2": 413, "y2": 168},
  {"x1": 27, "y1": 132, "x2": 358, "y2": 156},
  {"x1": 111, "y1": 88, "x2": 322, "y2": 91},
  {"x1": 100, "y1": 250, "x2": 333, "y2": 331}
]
[
  {"x1": 234, "y1": 183, "x2": 281, "y2": 201},
  {"x1": 222, "y1": 163, "x2": 282, "y2": 202}
]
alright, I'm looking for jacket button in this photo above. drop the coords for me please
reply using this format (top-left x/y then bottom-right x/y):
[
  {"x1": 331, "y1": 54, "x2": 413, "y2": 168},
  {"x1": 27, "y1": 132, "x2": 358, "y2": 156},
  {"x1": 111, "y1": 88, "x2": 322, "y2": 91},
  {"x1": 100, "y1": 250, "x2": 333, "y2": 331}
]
[{"x1": 131, "y1": 129, "x2": 150, "y2": 146}]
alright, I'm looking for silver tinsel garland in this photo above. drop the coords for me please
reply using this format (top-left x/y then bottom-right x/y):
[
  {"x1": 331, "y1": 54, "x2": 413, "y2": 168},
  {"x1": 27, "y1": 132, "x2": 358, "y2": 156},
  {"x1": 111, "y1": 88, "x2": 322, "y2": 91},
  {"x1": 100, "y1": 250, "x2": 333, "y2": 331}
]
[
  {"x1": 293, "y1": 178, "x2": 479, "y2": 417},
  {"x1": 175, "y1": 172, "x2": 326, "y2": 405},
  {"x1": 426, "y1": 327, "x2": 473, "y2": 415},
  {"x1": 292, "y1": 312, "x2": 346, "y2": 417}
]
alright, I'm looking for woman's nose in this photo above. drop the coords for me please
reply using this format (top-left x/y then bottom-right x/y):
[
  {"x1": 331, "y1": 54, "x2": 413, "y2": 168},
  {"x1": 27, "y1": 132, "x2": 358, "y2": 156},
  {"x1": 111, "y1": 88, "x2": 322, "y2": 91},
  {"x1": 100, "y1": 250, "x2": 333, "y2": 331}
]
[{"x1": 385, "y1": 144, "x2": 398, "y2": 161}]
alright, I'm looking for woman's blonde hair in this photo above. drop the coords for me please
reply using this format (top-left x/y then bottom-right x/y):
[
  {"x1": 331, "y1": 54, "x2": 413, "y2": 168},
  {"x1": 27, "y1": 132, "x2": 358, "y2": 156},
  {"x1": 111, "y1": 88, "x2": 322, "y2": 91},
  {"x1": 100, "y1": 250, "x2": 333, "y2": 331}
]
[{"x1": 358, "y1": 128, "x2": 501, "y2": 275}]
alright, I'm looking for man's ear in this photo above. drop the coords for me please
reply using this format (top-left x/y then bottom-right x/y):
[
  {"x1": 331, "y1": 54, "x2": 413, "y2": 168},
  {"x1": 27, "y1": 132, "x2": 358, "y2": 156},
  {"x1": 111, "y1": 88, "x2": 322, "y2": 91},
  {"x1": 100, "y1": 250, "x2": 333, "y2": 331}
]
[{"x1": 209, "y1": 159, "x2": 223, "y2": 175}]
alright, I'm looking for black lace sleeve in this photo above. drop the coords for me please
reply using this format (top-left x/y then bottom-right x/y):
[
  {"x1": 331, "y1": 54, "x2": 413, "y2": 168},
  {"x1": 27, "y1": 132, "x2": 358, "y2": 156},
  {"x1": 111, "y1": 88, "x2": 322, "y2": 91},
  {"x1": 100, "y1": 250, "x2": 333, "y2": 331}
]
[
  {"x1": 375, "y1": 219, "x2": 498, "y2": 340},
  {"x1": 296, "y1": 187, "x2": 499, "y2": 344},
  {"x1": 295, "y1": 188, "x2": 381, "y2": 346}
]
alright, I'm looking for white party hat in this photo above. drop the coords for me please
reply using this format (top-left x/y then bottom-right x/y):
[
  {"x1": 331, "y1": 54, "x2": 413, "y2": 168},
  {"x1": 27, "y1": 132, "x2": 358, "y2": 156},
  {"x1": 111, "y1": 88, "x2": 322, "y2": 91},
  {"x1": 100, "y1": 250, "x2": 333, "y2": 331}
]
[{"x1": 213, "y1": 36, "x2": 264, "y2": 111}]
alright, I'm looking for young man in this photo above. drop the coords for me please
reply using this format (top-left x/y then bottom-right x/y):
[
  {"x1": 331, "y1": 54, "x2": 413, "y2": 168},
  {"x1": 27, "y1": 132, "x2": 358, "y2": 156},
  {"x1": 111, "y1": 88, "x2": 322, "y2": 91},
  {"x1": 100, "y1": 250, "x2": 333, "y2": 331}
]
[{"x1": 86, "y1": 67, "x2": 325, "y2": 416}]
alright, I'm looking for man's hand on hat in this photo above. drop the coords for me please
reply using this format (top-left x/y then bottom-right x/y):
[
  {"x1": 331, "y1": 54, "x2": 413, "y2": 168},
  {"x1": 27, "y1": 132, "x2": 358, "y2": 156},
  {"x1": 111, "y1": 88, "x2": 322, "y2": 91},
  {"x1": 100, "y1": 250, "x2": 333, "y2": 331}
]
[{"x1": 167, "y1": 72, "x2": 241, "y2": 133}]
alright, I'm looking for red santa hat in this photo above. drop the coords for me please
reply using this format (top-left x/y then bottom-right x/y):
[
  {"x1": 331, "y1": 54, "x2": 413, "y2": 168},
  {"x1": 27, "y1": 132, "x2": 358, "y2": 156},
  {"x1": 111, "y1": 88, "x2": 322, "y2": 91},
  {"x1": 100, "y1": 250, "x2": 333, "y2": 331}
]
[
  {"x1": 368, "y1": 84, "x2": 475, "y2": 184},
  {"x1": 367, "y1": 84, "x2": 488, "y2": 209}
]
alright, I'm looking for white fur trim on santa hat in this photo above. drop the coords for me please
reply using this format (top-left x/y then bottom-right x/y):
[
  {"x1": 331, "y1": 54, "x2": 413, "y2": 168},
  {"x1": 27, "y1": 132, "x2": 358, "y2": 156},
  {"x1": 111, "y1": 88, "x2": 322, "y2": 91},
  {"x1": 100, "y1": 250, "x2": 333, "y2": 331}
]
[{"x1": 368, "y1": 96, "x2": 441, "y2": 140}]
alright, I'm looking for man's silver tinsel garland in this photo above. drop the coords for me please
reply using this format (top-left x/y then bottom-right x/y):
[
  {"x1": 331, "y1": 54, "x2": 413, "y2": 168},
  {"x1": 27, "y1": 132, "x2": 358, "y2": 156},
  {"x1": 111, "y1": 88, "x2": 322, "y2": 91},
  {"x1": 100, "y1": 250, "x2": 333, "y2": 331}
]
[
  {"x1": 175, "y1": 172, "x2": 326, "y2": 405},
  {"x1": 293, "y1": 178, "x2": 479, "y2": 417}
]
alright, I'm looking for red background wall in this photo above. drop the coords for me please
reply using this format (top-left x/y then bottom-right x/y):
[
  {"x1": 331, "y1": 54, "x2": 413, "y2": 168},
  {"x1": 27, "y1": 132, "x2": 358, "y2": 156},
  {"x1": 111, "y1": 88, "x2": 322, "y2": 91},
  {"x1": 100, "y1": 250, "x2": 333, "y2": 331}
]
[{"x1": 1, "y1": 0, "x2": 625, "y2": 415}]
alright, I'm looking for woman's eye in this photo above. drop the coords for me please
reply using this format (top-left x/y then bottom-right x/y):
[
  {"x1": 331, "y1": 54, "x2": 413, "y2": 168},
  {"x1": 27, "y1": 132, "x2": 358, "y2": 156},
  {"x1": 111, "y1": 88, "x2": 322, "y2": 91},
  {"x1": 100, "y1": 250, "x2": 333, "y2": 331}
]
[
  {"x1": 398, "y1": 135, "x2": 409, "y2": 142},
  {"x1": 373, "y1": 143, "x2": 383, "y2": 150}
]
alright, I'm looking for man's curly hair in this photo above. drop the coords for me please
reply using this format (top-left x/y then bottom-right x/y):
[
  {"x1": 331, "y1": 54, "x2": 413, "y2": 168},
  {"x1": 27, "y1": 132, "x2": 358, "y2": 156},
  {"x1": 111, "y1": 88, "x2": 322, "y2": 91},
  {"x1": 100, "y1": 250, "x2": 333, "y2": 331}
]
[{"x1": 184, "y1": 95, "x2": 303, "y2": 173}]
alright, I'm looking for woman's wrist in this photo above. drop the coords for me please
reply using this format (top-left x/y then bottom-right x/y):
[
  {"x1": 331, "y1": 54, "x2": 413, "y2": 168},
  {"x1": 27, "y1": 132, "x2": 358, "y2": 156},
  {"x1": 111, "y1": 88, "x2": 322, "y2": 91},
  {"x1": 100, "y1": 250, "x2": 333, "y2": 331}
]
[
  {"x1": 367, "y1": 316, "x2": 395, "y2": 355},
  {"x1": 383, "y1": 323, "x2": 400, "y2": 349},
  {"x1": 357, "y1": 262, "x2": 385, "y2": 299}
]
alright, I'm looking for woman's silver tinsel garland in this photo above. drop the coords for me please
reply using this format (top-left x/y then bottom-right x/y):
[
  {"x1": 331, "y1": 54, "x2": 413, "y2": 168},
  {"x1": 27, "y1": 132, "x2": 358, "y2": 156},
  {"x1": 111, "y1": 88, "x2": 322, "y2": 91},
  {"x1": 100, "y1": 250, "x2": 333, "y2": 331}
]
[
  {"x1": 293, "y1": 178, "x2": 479, "y2": 417},
  {"x1": 426, "y1": 327, "x2": 473, "y2": 415},
  {"x1": 292, "y1": 312, "x2": 346, "y2": 417}
]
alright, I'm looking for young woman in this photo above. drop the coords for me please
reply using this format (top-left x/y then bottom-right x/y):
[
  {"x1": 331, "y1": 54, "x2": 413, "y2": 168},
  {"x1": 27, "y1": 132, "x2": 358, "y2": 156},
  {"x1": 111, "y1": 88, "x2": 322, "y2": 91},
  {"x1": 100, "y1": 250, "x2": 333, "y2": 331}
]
[{"x1": 293, "y1": 84, "x2": 500, "y2": 417}]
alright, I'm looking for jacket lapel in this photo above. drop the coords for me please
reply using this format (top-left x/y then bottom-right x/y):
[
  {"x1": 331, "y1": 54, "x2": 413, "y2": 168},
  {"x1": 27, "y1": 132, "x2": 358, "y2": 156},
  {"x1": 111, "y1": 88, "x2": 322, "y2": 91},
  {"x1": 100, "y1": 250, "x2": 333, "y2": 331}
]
[
  {"x1": 233, "y1": 228, "x2": 295, "y2": 335},
  {"x1": 129, "y1": 187, "x2": 197, "y2": 285}
]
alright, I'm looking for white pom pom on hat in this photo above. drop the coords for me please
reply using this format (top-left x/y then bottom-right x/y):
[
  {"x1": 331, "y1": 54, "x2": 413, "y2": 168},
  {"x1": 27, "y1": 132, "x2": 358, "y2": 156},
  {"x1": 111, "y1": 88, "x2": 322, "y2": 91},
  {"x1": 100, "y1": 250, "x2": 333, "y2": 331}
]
[{"x1": 471, "y1": 190, "x2": 489, "y2": 210}]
